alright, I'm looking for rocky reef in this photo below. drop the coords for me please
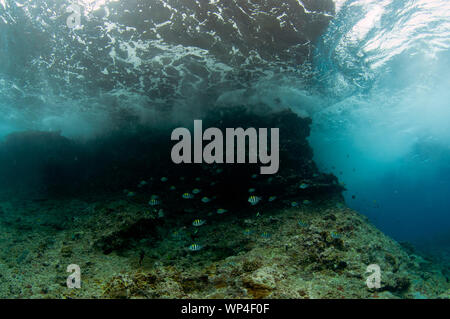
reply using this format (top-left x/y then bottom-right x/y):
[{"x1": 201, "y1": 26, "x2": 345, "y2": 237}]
[
  {"x1": 0, "y1": 106, "x2": 342, "y2": 199},
  {"x1": 0, "y1": 107, "x2": 448, "y2": 299},
  {"x1": 0, "y1": 194, "x2": 448, "y2": 299}
]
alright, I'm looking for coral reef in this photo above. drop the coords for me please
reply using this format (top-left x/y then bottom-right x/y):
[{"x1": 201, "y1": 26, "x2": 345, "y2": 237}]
[
  {"x1": 0, "y1": 107, "x2": 447, "y2": 299},
  {"x1": 0, "y1": 195, "x2": 448, "y2": 299}
]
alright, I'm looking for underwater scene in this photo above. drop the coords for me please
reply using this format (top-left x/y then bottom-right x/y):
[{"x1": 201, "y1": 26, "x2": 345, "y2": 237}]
[{"x1": 0, "y1": 0, "x2": 449, "y2": 300}]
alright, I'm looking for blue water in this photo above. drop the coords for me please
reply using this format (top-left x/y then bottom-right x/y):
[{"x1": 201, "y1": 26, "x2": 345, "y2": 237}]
[
  {"x1": 310, "y1": 0, "x2": 450, "y2": 249},
  {"x1": 0, "y1": 0, "x2": 449, "y2": 253}
]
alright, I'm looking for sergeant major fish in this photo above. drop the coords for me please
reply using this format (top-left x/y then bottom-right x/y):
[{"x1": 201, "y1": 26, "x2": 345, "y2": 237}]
[
  {"x1": 183, "y1": 192, "x2": 194, "y2": 199},
  {"x1": 248, "y1": 195, "x2": 261, "y2": 206},
  {"x1": 188, "y1": 244, "x2": 203, "y2": 251},
  {"x1": 192, "y1": 219, "x2": 206, "y2": 227}
]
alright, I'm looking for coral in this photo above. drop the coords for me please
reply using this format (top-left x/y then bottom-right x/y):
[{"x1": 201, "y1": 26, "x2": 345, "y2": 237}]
[
  {"x1": 102, "y1": 272, "x2": 158, "y2": 299},
  {"x1": 0, "y1": 196, "x2": 448, "y2": 299},
  {"x1": 241, "y1": 266, "x2": 278, "y2": 299},
  {"x1": 60, "y1": 245, "x2": 73, "y2": 258},
  {"x1": 242, "y1": 258, "x2": 263, "y2": 273},
  {"x1": 382, "y1": 273, "x2": 411, "y2": 293},
  {"x1": 0, "y1": 108, "x2": 447, "y2": 299},
  {"x1": 242, "y1": 278, "x2": 273, "y2": 299}
]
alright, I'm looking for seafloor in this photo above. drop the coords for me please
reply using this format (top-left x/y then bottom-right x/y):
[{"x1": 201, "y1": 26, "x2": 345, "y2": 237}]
[
  {"x1": 0, "y1": 195, "x2": 448, "y2": 299},
  {"x1": 0, "y1": 107, "x2": 448, "y2": 299}
]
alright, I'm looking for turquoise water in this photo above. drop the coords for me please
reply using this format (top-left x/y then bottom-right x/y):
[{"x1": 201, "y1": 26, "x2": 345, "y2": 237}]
[
  {"x1": 0, "y1": 0, "x2": 449, "y2": 266},
  {"x1": 311, "y1": 0, "x2": 450, "y2": 249}
]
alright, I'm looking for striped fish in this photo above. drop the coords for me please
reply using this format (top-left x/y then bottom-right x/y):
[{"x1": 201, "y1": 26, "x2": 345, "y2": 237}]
[
  {"x1": 189, "y1": 244, "x2": 203, "y2": 251},
  {"x1": 182, "y1": 192, "x2": 194, "y2": 199},
  {"x1": 248, "y1": 195, "x2": 261, "y2": 206},
  {"x1": 192, "y1": 219, "x2": 206, "y2": 227}
]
